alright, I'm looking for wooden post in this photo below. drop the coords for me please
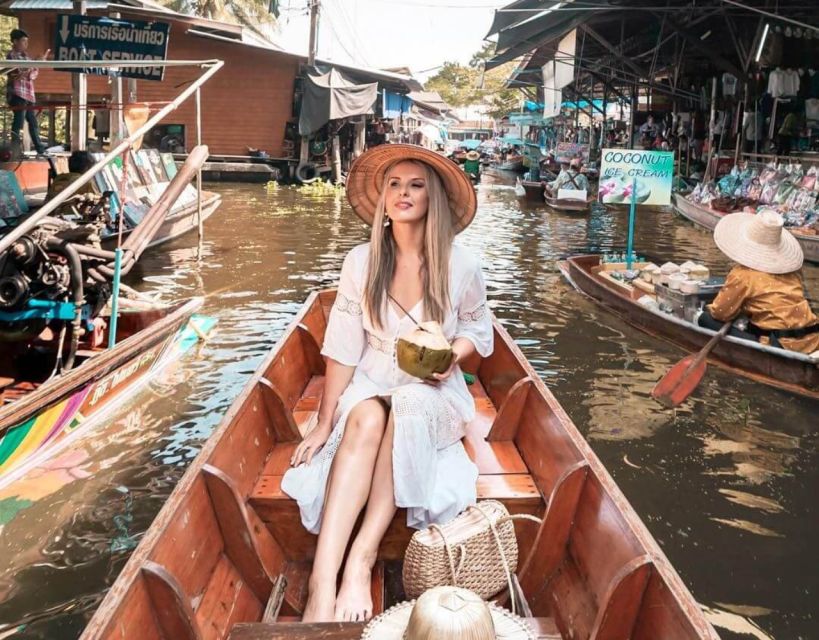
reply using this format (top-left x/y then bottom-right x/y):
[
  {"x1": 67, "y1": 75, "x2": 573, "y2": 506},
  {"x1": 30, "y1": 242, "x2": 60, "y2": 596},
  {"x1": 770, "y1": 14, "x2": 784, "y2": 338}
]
[
  {"x1": 307, "y1": 0, "x2": 319, "y2": 66},
  {"x1": 734, "y1": 83, "x2": 747, "y2": 165},
  {"x1": 109, "y1": 10, "x2": 124, "y2": 143},
  {"x1": 704, "y1": 76, "x2": 717, "y2": 181},
  {"x1": 195, "y1": 87, "x2": 203, "y2": 241},
  {"x1": 353, "y1": 116, "x2": 365, "y2": 158},
  {"x1": 628, "y1": 85, "x2": 637, "y2": 148},
  {"x1": 71, "y1": 0, "x2": 88, "y2": 151},
  {"x1": 331, "y1": 134, "x2": 341, "y2": 182},
  {"x1": 301, "y1": 0, "x2": 320, "y2": 167}
]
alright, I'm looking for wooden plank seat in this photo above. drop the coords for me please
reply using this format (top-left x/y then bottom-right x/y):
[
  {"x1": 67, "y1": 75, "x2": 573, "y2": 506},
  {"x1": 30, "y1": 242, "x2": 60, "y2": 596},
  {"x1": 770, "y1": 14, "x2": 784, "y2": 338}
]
[{"x1": 249, "y1": 375, "x2": 545, "y2": 564}]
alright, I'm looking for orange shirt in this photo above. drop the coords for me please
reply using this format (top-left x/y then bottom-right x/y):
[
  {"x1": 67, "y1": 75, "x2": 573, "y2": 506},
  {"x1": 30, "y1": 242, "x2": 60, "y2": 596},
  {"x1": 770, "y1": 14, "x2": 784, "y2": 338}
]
[{"x1": 708, "y1": 265, "x2": 819, "y2": 354}]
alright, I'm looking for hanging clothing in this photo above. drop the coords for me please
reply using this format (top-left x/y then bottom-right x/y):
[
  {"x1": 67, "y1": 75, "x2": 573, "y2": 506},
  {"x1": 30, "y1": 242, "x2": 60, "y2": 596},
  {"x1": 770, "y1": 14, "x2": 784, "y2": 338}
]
[
  {"x1": 742, "y1": 110, "x2": 762, "y2": 141},
  {"x1": 768, "y1": 69, "x2": 786, "y2": 98},
  {"x1": 784, "y1": 69, "x2": 801, "y2": 96},
  {"x1": 722, "y1": 73, "x2": 738, "y2": 97},
  {"x1": 809, "y1": 70, "x2": 819, "y2": 99},
  {"x1": 281, "y1": 243, "x2": 494, "y2": 533},
  {"x1": 806, "y1": 98, "x2": 819, "y2": 123},
  {"x1": 707, "y1": 265, "x2": 819, "y2": 354}
]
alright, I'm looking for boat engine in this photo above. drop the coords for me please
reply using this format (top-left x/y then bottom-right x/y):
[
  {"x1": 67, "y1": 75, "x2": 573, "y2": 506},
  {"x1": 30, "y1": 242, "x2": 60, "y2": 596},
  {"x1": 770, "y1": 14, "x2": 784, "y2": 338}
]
[{"x1": 0, "y1": 198, "x2": 110, "y2": 342}]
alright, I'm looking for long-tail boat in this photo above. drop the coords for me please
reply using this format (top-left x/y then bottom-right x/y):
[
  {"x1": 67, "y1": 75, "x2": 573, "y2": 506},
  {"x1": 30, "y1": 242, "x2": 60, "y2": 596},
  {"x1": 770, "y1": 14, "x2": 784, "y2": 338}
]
[
  {"x1": 673, "y1": 193, "x2": 819, "y2": 264},
  {"x1": 559, "y1": 255, "x2": 819, "y2": 399},
  {"x1": 99, "y1": 191, "x2": 222, "y2": 250},
  {"x1": 516, "y1": 178, "x2": 545, "y2": 203},
  {"x1": 80, "y1": 288, "x2": 717, "y2": 640},
  {"x1": 0, "y1": 149, "x2": 218, "y2": 486},
  {"x1": 0, "y1": 298, "x2": 215, "y2": 487},
  {"x1": 544, "y1": 193, "x2": 595, "y2": 214}
]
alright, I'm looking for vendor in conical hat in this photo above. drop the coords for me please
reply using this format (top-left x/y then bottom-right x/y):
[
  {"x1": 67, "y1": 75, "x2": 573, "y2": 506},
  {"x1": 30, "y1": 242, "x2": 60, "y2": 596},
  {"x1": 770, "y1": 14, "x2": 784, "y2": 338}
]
[
  {"x1": 697, "y1": 210, "x2": 819, "y2": 354},
  {"x1": 542, "y1": 156, "x2": 588, "y2": 197}
]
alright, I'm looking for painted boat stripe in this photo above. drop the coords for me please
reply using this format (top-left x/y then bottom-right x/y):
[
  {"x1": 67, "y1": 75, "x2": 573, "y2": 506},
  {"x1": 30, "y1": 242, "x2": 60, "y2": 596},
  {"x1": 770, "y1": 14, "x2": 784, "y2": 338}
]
[
  {"x1": 0, "y1": 400, "x2": 67, "y2": 467},
  {"x1": 0, "y1": 402, "x2": 68, "y2": 472},
  {"x1": 43, "y1": 387, "x2": 91, "y2": 443},
  {"x1": 0, "y1": 417, "x2": 36, "y2": 469}
]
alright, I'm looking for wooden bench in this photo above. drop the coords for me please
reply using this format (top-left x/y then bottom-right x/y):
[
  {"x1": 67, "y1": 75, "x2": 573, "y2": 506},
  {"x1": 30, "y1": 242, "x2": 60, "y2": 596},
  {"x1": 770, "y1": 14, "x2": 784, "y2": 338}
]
[{"x1": 249, "y1": 377, "x2": 545, "y2": 564}]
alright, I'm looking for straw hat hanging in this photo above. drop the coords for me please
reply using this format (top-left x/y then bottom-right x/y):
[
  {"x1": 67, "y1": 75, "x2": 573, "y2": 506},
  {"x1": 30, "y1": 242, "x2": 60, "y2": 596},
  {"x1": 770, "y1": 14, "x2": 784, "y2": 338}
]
[
  {"x1": 346, "y1": 144, "x2": 477, "y2": 233},
  {"x1": 361, "y1": 586, "x2": 535, "y2": 640},
  {"x1": 713, "y1": 209, "x2": 803, "y2": 274}
]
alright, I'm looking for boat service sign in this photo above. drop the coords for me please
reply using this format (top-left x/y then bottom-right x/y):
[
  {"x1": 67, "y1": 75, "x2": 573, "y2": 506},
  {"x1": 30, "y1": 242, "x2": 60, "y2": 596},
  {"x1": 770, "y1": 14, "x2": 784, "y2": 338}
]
[
  {"x1": 598, "y1": 149, "x2": 674, "y2": 206},
  {"x1": 54, "y1": 14, "x2": 170, "y2": 80}
]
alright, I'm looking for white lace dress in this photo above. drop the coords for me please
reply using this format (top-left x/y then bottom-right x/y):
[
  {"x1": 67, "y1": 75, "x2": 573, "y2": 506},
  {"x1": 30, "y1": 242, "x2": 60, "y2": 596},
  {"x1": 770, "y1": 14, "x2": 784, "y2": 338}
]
[{"x1": 281, "y1": 242, "x2": 494, "y2": 534}]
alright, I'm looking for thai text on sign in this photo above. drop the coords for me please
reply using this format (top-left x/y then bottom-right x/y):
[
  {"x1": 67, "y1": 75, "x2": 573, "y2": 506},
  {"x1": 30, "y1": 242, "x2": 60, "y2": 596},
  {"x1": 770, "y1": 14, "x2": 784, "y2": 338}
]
[
  {"x1": 598, "y1": 148, "x2": 674, "y2": 206},
  {"x1": 54, "y1": 14, "x2": 170, "y2": 81}
]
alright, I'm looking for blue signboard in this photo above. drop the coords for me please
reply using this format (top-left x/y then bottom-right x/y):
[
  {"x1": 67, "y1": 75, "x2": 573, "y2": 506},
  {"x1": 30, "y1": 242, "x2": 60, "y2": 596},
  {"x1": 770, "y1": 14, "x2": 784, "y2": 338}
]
[{"x1": 54, "y1": 14, "x2": 170, "y2": 81}]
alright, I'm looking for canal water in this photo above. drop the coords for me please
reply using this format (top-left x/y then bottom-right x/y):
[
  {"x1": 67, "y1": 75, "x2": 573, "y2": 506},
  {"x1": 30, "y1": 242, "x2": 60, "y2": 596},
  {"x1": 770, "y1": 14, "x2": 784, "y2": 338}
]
[{"x1": 0, "y1": 178, "x2": 816, "y2": 639}]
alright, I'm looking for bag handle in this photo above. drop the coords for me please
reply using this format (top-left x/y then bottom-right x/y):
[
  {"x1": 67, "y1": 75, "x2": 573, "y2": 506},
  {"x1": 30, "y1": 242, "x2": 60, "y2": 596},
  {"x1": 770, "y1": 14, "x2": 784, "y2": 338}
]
[
  {"x1": 467, "y1": 505, "x2": 542, "y2": 616},
  {"x1": 428, "y1": 523, "x2": 467, "y2": 588},
  {"x1": 430, "y1": 504, "x2": 542, "y2": 616}
]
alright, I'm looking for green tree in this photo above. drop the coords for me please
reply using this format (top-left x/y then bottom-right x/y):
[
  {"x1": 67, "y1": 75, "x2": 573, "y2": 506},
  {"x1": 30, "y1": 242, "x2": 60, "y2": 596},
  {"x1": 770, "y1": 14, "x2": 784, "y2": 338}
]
[
  {"x1": 425, "y1": 44, "x2": 522, "y2": 119},
  {"x1": 160, "y1": 0, "x2": 277, "y2": 38},
  {"x1": 425, "y1": 61, "x2": 482, "y2": 108}
]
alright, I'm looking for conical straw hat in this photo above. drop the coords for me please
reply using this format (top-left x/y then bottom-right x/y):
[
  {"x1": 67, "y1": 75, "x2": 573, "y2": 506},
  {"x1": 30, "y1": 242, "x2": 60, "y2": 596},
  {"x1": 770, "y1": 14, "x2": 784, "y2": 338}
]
[
  {"x1": 346, "y1": 144, "x2": 477, "y2": 233},
  {"x1": 361, "y1": 586, "x2": 535, "y2": 640},
  {"x1": 713, "y1": 210, "x2": 803, "y2": 274}
]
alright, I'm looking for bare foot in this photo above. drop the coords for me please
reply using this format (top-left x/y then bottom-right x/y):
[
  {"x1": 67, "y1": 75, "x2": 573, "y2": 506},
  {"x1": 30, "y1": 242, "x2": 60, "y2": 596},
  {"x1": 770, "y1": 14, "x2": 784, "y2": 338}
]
[
  {"x1": 334, "y1": 558, "x2": 373, "y2": 622},
  {"x1": 302, "y1": 580, "x2": 336, "y2": 623}
]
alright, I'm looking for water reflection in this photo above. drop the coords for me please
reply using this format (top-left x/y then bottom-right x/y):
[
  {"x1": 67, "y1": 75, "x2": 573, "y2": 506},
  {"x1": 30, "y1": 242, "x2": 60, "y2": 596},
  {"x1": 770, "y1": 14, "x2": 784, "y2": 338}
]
[{"x1": 0, "y1": 182, "x2": 815, "y2": 639}]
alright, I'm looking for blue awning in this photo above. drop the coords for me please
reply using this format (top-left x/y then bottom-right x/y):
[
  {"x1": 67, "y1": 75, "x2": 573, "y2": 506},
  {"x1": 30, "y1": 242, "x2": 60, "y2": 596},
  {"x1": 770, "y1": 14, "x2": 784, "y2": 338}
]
[{"x1": 383, "y1": 90, "x2": 412, "y2": 119}]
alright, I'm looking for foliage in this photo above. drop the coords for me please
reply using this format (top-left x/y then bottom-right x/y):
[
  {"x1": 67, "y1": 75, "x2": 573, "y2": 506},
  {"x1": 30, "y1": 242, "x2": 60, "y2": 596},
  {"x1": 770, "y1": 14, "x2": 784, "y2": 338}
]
[
  {"x1": 0, "y1": 15, "x2": 17, "y2": 102},
  {"x1": 426, "y1": 43, "x2": 521, "y2": 120},
  {"x1": 425, "y1": 62, "x2": 483, "y2": 108},
  {"x1": 159, "y1": 0, "x2": 278, "y2": 38}
]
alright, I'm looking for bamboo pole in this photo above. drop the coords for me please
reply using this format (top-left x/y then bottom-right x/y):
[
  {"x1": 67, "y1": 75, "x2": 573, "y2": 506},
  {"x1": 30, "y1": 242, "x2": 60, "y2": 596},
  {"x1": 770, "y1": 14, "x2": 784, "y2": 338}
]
[{"x1": 196, "y1": 86, "x2": 203, "y2": 241}]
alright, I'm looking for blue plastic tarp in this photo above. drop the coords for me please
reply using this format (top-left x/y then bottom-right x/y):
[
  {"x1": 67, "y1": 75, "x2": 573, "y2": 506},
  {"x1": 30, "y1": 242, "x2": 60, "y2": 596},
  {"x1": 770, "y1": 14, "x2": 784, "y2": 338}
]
[{"x1": 383, "y1": 90, "x2": 412, "y2": 119}]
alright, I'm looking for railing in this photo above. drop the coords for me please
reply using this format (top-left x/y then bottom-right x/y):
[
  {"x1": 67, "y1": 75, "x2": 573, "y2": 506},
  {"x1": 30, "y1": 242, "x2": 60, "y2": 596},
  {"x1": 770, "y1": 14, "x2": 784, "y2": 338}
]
[{"x1": 0, "y1": 58, "x2": 224, "y2": 254}]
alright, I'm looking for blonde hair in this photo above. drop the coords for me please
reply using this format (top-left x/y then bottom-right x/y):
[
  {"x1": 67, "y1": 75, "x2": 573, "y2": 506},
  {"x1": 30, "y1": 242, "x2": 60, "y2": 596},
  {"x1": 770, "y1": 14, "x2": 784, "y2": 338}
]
[{"x1": 364, "y1": 160, "x2": 454, "y2": 329}]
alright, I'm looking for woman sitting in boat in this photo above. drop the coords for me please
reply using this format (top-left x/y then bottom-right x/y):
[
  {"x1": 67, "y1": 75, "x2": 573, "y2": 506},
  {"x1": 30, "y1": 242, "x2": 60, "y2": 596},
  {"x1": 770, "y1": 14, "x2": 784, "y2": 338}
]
[
  {"x1": 282, "y1": 144, "x2": 493, "y2": 622},
  {"x1": 698, "y1": 210, "x2": 819, "y2": 354},
  {"x1": 542, "y1": 158, "x2": 589, "y2": 198}
]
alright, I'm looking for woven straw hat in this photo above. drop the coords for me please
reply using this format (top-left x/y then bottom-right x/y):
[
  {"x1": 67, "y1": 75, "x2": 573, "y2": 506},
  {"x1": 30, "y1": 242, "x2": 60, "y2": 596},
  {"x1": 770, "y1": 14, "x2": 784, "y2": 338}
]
[
  {"x1": 346, "y1": 144, "x2": 477, "y2": 232},
  {"x1": 361, "y1": 586, "x2": 535, "y2": 640},
  {"x1": 466, "y1": 150, "x2": 481, "y2": 161},
  {"x1": 713, "y1": 210, "x2": 803, "y2": 274}
]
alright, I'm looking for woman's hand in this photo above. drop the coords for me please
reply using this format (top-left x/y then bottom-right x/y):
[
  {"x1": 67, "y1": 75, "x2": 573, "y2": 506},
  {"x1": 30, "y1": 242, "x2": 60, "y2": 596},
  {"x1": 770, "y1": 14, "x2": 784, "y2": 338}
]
[
  {"x1": 290, "y1": 421, "x2": 332, "y2": 467},
  {"x1": 426, "y1": 351, "x2": 460, "y2": 384}
]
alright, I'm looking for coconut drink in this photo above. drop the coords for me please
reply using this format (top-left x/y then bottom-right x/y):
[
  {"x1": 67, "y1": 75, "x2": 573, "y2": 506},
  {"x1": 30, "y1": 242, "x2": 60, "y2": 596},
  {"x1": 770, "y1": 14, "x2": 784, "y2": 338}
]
[{"x1": 397, "y1": 321, "x2": 454, "y2": 379}]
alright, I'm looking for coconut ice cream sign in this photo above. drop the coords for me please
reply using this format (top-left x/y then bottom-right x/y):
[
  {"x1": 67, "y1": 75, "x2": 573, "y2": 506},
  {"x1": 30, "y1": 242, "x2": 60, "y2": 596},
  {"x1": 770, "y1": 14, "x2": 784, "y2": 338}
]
[{"x1": 598, "y1": 149, "x2": 674, "y2": 206}]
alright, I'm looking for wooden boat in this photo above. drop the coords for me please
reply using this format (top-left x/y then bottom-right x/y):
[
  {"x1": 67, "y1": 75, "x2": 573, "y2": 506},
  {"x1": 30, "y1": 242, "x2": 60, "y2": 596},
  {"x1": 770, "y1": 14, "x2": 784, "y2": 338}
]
[
  {"x1": 0, "y1": 298, "x2": 215, "y2": 487},
  {"x1": 545, "y1": 194, "x2": 596, "y2": 214},
  {"x1": 495, "y1": 156, "x2": 525, "y2": 172},
  {"x1": 101, "y1": 191, "x2": 222, "y2": 250},
  {"x1": 672, "y1": 193, "x2": 819, "y2": 264},
  {"x1": 81, "y1": 288, "x2": 717, "y2": 640},
  {"x1": 517, "y1": 178, "x2": 545, "y2": 203},
  {"x1": 559, "y1": 255, "x2": 819, "y2": 399}
]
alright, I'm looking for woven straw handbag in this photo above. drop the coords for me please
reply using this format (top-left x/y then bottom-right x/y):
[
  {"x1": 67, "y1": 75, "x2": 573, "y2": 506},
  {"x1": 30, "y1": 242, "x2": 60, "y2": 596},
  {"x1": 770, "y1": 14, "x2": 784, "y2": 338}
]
[{"x1": 402, "y1": 500, "x2": 542, "y2": 612}]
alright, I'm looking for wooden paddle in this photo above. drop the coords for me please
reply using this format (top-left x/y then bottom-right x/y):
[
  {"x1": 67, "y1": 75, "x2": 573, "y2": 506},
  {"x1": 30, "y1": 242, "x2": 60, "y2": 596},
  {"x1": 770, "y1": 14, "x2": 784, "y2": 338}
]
[{"x1": 651, "y1": 322, "x2": 732, "y2": 408}]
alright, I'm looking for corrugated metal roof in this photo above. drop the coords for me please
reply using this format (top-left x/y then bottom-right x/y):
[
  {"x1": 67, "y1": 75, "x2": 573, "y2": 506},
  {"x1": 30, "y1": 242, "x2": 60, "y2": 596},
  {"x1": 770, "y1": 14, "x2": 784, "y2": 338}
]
[{"x1": 4, "y1": 0, "x2": 109, "y2": 9}]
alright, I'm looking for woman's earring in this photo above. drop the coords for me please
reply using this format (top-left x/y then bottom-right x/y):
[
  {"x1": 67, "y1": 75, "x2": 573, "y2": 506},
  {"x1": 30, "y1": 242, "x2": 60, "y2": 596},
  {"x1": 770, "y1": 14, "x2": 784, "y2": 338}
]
[{"x1": 383, "y1": 215, "x2": 391, "y2": 227}]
